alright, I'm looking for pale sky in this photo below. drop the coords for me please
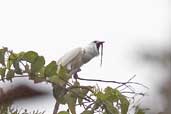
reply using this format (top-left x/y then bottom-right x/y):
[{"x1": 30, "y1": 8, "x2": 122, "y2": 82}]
[{"x1": 0, "y1": 0, "x2": 169, "y2": 114}]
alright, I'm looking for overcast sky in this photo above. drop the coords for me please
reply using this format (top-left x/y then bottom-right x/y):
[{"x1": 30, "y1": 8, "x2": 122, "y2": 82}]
[{"x1": 0, "y1": 0, "x2": 169, "y2": 114}]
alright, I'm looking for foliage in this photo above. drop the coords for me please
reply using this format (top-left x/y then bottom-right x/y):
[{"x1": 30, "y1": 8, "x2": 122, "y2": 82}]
[{"x1": 0, "y1": 47, "x2": 147, "y2": 114}]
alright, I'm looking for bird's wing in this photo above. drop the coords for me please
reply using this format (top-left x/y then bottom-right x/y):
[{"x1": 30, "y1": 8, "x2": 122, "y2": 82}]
[{"x1": 57, "y1": 47, "x2": 83, "y2": 69}]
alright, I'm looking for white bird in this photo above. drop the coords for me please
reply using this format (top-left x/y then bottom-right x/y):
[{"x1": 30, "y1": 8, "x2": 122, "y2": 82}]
[
  {"x1": 57, "y1": 40, "x2": 104, "y2": 78},
  {"x1": 53, "y1": 41, "x2": 104, "y2": 114}
]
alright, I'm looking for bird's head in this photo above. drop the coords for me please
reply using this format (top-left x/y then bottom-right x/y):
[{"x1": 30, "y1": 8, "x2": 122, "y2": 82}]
[
  {"x1": 92, "y1": 40, "x2": 105, "y2": 66},
  {"x1": 92, "y1": 40, "x2": 105, "y2": 51}
]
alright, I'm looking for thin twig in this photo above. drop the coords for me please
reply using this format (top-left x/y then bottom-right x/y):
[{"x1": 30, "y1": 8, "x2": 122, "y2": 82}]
[
  {"x1": 116, "y1": 75, "x2": 136, "y2": 89},
  {"x1": 85, "y1": 102, "x2": 95, "y2": 110},
  {"x1": 121, "y1": 91, "x2": 145, "y2": 96},
  {"x1": 77, "y1": 75, "x2": 149, "y2": 89},
  {"x1": 120, "y1": 84, "x2": 135, "y2": 92}
]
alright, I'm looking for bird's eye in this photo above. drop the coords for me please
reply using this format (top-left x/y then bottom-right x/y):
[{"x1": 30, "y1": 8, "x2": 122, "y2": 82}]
[{"x1": 93, "y1": 41, "x2": 97, "y2": 43}]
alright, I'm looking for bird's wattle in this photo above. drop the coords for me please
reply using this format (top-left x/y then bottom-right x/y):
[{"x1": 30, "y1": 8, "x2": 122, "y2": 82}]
[{"x1": 96, "y1": 43, "x2": 101, "y2": 51}]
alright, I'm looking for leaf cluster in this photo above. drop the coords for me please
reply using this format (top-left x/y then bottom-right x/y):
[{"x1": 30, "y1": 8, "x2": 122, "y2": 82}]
[
  {"x1": 0, "y1": 47, "x2": 147, "y2": 114},
  {"x1": 0, "y1": 47, "x2": 69, "y2": 84}
]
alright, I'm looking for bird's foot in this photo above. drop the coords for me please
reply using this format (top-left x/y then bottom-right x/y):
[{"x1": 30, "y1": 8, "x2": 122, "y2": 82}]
[{"x1": 73, "y1": 73, "x2": 78, "y2": 79}]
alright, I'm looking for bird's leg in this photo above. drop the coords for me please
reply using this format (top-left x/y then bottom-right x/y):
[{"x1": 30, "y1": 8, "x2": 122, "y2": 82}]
[
  {"x1": 73, "y1": 68, "x2": 81, "y2": 79},
  {"x1": 73, "y1": 73, "x2": 78, "y2": 79}
]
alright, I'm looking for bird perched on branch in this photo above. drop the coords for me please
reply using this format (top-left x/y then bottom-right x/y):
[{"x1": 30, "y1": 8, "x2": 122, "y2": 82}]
[
  {"x1": 57, "y1": 40, "x2": 105, "y2": 78},
  {"x1": 52, "y1": 41, "x2": 104, "y2": 114}
]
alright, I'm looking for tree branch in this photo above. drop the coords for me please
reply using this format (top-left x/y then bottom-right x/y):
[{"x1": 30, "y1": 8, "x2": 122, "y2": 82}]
[{"x1": 77, "y1": 75, "x2": 149, "y2": 89}]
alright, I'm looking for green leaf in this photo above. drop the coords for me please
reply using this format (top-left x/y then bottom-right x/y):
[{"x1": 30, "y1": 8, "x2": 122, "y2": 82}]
[
  {"x1": 103, "y1": 101, "x2": 119, "y2": 114},
  {"x1": 120, "y1": 95, "x2": 129, "y2": 114},
  {"x1": 45, "y1": 61, "x2": 57, "y2": 77},
  {"x1": 96, "y1": 91, "x2": 106, "y2": 101},
  {"x1": 104, "y1": 87, "x2": 120, "y2": 102},
  {"x1": 6, "y1": 52, "x2": 23, "y2": 72},
  {"x1": 49, "y1": 75, "x2": 59, "y2": 84},
  {"x1": 0, "y1": 68, "x2": 6, "y2": 81},
  {"x1": 6, "y1": 69, "x2": 15, "y2": 82},
  {"x1": 71, "y1": 81, "x2": 80, "y2": 95},
  {"x1": 136, "y1": 109, "x2": 145, "y2": 114},
  {"x1": 31, "y1": 75, "x2": 46, "y2": 83},
  {"x1": 81, "y1": 110, "x2": 93, "y2": 114},
  {"x1": 31, "y1": 56, "x2": 45, "y2": 73},
  {"x1": 0, "y1": 48, "x2": 7, "y2": 65},
  {"x1": 66, "y1": 93, "x2": 77, "y2": 114},
  {"x1": 37, "y1": 67, "x2": 45, "y2": 77},
  {"x1": 17, "y1": 51, "x2": 25, "y2": 60},
  {"x1": 92, "y1": 99, "x2": 101, "y2": 111},
  {"x1": 58, "y1": 95, "x2": 67, "y2": 104},
  {"x1": 49, "y1": 75, "x2": 66, "y2": 86},
  {"x1": 52, "y1": 84, "x2": 66, "y2": 102},
  {"x1": 52, "y1": 65, "x2": 70, "y2": 85},
  {"x1": 7, "y1": 59, "x2": 13, "y2": 69},
  {"x1": 78, "y1": 88, "x2": 89, "y2": 105},
  {"x1": 7, "y1": 53, "x2": 17, "y2": 69},
  {"x1": 22, "y1": 51, "x2": 38, "y2": 63},
  {"x1": 29, "y1": 66, "x2": 46, "y2": 83},
  {"x1": 58, "y1": 111, "x2": 69, "y2": 114},
  {"x1": 74, "y1": 81, "x2": 80, "y2": 86},
  {"x1": 58, "y1": 65, "x2": 70, "y2": 80},
  {"x1": 135, "y1": 107, "x2": 145, "y2": 114},
  {"x1": 73, "y1": 81, "x2": 80, "y2": 90}
]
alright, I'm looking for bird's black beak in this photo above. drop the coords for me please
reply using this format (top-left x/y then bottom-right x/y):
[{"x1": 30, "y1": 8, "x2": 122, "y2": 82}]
[
  {"x1": 96, "y1": 41, "x2": 105, "y2": 50},
  {"x1": 97, "y1": 41, "x2": 105, "y2": 45}
]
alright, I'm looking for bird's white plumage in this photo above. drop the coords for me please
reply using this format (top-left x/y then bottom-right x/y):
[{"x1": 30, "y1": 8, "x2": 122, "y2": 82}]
[
  {"x1": 57, "y1": 47, "x2": 84, "y2": 71},
  {"x1": 82, "y1": 43, "x2": 99, "y2": 63},
  {"x1": 57, "y1": 41, "x2": 102, "y2": 75},
  {"x1": 53, "y1": 41, "x2": 104, "y2": 114}
]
